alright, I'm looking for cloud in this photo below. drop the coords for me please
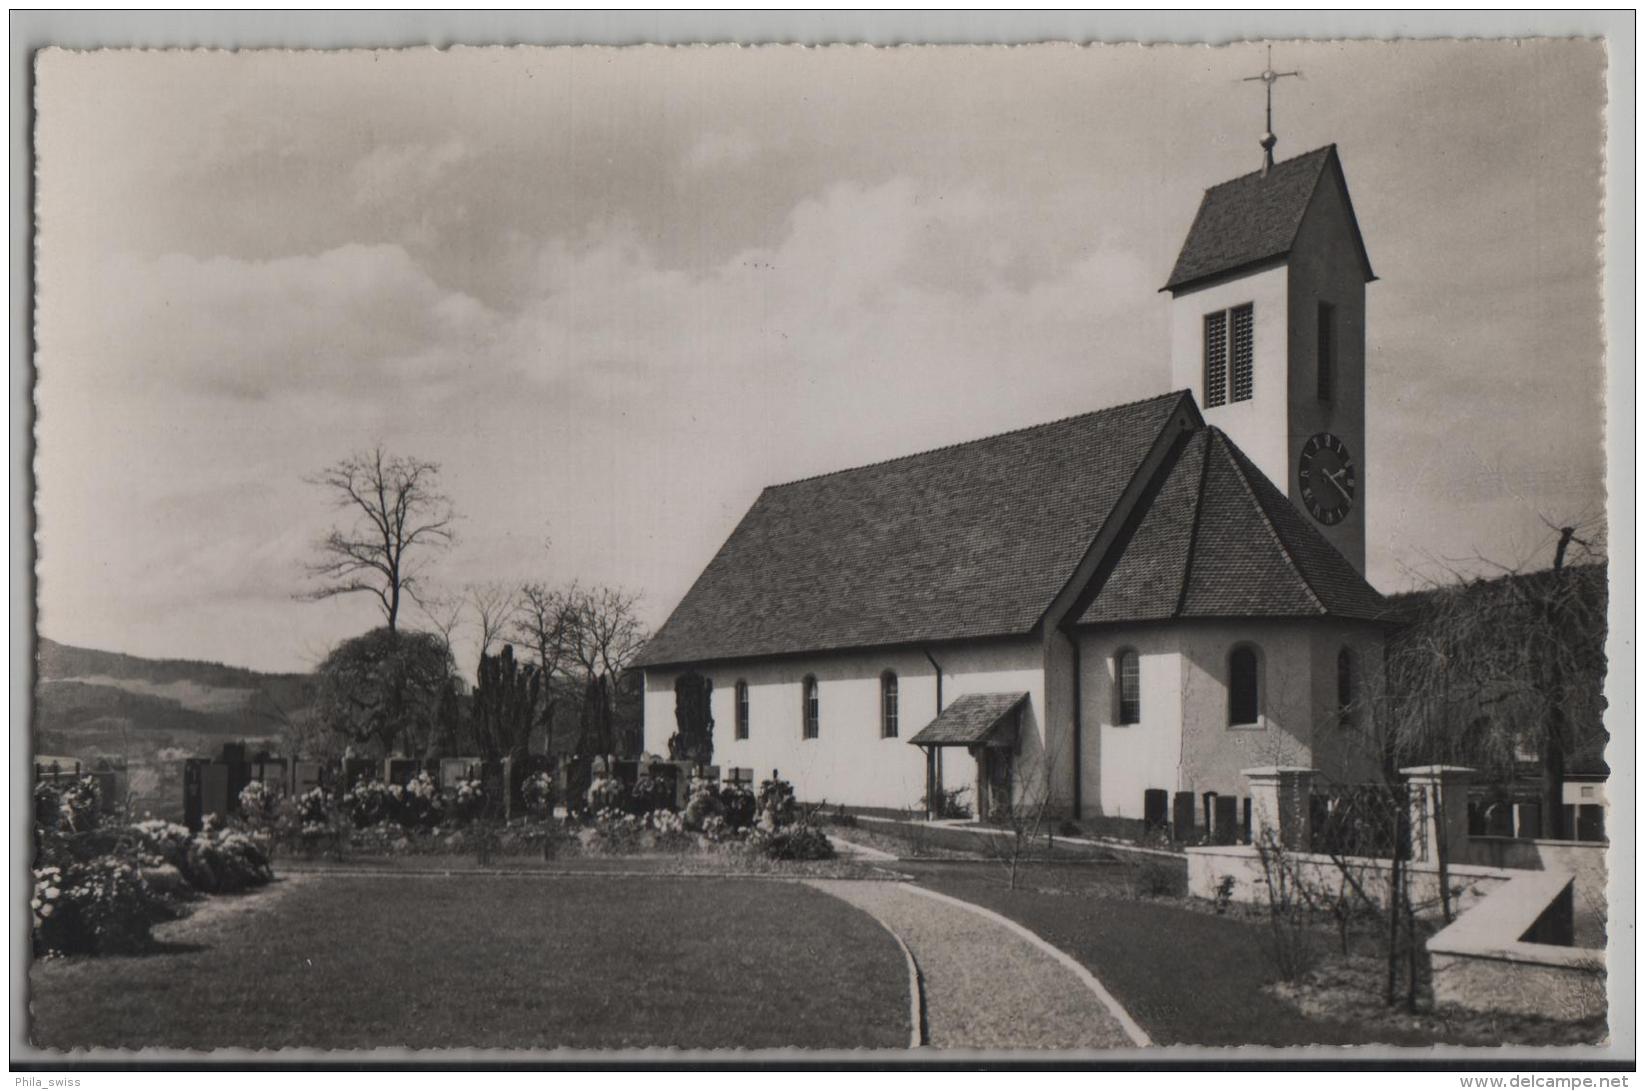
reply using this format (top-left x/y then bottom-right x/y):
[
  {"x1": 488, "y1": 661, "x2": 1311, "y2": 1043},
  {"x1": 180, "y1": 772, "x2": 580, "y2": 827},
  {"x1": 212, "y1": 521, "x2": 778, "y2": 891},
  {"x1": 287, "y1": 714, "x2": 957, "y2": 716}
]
[{"x1": 681, "y1": 130, "x2": 758, "y2": 173}]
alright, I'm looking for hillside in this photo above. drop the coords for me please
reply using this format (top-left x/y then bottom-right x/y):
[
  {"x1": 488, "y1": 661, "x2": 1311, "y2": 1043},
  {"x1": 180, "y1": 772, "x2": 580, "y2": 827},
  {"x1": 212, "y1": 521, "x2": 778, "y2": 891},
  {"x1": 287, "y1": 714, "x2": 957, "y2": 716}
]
[{"x1": 33, "y1": 636, "x2": 317, "y2": 817}]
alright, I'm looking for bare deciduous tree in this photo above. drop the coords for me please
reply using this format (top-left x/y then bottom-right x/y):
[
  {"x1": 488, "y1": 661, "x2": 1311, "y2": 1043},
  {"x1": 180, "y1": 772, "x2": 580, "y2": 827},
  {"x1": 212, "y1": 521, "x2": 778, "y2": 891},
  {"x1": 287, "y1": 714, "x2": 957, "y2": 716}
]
[
  {"x1": 512, "y1": 581, "x2": 578, "y2": 753},
  {"x1": 566, "y1": 585, "x2": 648, "y2": 755},
  {"x1": 302, "y1": 447, "x2": 455, "y2": 632},
  {"x1": 468, "y1": 581, "x2": 520, "y2": 662}
]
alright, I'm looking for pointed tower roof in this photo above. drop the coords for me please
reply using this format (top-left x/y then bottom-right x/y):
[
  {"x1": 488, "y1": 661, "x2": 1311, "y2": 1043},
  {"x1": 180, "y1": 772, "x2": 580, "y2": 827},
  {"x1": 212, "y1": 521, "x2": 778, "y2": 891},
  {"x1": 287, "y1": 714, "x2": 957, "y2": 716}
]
[
  {"x1": 1078, "y1": 428, "x2": 1388, "y2": 625},
  {"x1": 1162, "y1": 144, "x2": 1375, "y2": 294}
]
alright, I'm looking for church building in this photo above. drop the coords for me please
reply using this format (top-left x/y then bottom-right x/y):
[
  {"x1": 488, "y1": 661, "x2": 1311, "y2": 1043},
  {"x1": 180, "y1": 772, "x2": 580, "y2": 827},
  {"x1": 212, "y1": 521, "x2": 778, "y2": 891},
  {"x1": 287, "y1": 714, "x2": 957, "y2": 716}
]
[{"x1": 634, "y1": 142, "x2": 1393, "y2": 822}]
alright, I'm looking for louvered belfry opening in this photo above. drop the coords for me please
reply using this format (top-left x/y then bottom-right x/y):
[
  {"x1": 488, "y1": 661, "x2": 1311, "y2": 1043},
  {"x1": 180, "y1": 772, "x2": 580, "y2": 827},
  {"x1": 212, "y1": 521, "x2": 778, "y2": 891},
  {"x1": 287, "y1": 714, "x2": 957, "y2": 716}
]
[
  {"x1": 1203, "y1": 311, "x2": 1228, "y2": 407},
  {"x1": 1229, "y1": 303, "x2": 1254, "y2": 402}
]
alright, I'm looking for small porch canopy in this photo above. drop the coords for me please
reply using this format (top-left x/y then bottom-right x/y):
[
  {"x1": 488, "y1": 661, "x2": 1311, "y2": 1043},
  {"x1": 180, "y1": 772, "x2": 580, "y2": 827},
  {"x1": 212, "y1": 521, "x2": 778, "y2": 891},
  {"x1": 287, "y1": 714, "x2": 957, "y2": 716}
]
[
  {"x1": 908, "y1": 692, "x2": 1028, "y2": 749},
  {"x1": 909, "y1": 692, "x2": 1027, "y2": 820}
]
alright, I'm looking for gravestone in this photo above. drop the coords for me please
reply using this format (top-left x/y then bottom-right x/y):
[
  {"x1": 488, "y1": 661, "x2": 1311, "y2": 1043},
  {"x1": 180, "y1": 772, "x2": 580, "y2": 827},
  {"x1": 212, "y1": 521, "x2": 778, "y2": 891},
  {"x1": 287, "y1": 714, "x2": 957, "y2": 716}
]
[
  {"x1": 384, "y1": 757, "x2": 420, "y2": 786},
  {"x1": 439, "y1": 757, "x2": 480, "y2": 789},
  {"x1": 1514, "y1": 801, "x2": 1542, "y2": 840},
  {"x1": 293, "y1": 761, "x2": 324, "y2": 797},
  {"x1": 342, "y1": 758, "x2": 375, "y2": 791},
  {"x1": 1142, "y1": 788, "x2": 1168, "y2": 833},
  {"x1": 1241, "y1": 797, "x2": 1253, "y2": 844},
  {"x1": 1485, "y1": 802, "x2": 1515, "y2": 838},
  {"x1": 1213, "y1": 795, "x2": 1239, "y2": 845},
  {"x1": 1201, "y1": 792, "x2": 1219, "y2": 838},
  {"x1": 183, "y1": 758, "x2": 206, "y2": 831},
  {"x1": 201, "y1": 761, "x2": 231, "y2": 825},
  {"x1": 1575, "y1": 804, "x2": 1605, "y2": 842},
  {"x1": 1171, "y1": 791, "x2": 1196, "y2": 842}
]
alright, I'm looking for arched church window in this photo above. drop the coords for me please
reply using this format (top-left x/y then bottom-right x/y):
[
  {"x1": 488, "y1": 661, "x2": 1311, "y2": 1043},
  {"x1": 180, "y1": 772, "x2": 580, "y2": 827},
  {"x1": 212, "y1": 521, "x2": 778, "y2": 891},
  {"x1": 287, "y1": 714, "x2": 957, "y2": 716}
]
[
  {"x1": 802, "y1": 675, "x2": 820, "y2": 739},
  {"x1": 1115, "y1": 649, "x2": 1141, "y2": 725},
  {"x1": 734, "y1": 680, "x2": 750, "y2": 740},
  {"x1": 1336, "y1": 647, "x2": 1354, "y2": 724},
  {"x1": 1228, "y1": 645, "x2": 1261, "y2": 727},
  {"x1": 880, "y1": 671, "x2": 899, "y2": 738}
]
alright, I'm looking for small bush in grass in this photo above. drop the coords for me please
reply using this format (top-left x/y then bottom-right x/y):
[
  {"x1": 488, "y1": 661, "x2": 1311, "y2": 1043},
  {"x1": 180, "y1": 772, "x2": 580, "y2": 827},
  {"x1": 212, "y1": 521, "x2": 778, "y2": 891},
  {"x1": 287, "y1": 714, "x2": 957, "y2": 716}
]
[
  {"x1": 183, "y1": 822, "x2": 274, "y2": 893},
  {"x1": 748, "y1": 824, "x2": 834, "y2": 861},
  {"x1": 920, "y1": 785, "x2": 973, "y2": 821},
  {"x1": 34, "y1": 781, "x2": 63, "y2": 831}
]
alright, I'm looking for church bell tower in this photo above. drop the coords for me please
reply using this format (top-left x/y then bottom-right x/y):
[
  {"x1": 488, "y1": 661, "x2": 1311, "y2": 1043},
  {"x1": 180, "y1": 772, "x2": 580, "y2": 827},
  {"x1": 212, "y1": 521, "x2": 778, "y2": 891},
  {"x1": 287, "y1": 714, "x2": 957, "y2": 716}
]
[{"x1": 1161, "y1": 73, "x2": 1375, "y2": 575}]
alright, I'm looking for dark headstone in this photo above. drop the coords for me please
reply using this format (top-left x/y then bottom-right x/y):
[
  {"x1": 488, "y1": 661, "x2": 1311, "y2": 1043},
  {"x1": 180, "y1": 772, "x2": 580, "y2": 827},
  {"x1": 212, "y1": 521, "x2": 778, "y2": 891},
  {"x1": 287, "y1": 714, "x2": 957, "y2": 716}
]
[
  {"x1": 183, "y1": 758, "x2": 206, "y2": 831},
  {"x1": 342, "y1": 757, "x2": 375, "y2": 791},
  {"x1": 1143, "y1": 788, "x2": 1168, "y2": 832},
  {"x1": 1485, "y1": 802, "x2": 1515, "y2": 838},
  {"x1": 201, "y1": 762, "x2": 231, "y2": 825},
  {"x1": 1467, "y1": 801, "x2": 1486, "y2": 837},
  {"x1": 1171, "y1": 791, "x2": 1196, "y2": 842},
  {"x1": 1514, "y1": 802, "x2": 1542, "y2": 840},
  {"x1": 1213, "y1": 795, "x2": 1239, "y2": 845},
  {"x1": 385, "y1": 757, "x2": 420, "y2": 786},
  {"x1": 1576, "y1": 804, "x2": 1605, "y2": 842},
  {"x1": 1241, "y1": 797, "x2": 1253, "y2": 844}
]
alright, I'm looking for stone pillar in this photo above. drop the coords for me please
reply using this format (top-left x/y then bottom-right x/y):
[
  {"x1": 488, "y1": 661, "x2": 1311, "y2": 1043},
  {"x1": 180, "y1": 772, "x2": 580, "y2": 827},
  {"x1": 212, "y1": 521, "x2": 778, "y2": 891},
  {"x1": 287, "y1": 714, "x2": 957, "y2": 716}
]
[
  {"x1": 1242, "y1": 767, "x2": 1317, "y2": 851},
  {"x1": 1401, "y1": 765, "x2": 1473, "y2": 865}
]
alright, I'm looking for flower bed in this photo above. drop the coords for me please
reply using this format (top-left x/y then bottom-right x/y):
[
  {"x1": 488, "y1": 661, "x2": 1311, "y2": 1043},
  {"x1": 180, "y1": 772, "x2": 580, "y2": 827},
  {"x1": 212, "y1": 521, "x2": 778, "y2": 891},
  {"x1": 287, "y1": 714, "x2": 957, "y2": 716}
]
[{"x1": 30, "y1": 777, "x2": 278, "y2": 958}]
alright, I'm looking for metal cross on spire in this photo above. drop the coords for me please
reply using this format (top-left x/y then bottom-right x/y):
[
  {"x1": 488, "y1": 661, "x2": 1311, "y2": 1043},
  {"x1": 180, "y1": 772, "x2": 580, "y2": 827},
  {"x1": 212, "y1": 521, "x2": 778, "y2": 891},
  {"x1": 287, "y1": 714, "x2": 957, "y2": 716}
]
[{"x1": 1243, "y1": 45, "x2": 1300, "y2": 175}]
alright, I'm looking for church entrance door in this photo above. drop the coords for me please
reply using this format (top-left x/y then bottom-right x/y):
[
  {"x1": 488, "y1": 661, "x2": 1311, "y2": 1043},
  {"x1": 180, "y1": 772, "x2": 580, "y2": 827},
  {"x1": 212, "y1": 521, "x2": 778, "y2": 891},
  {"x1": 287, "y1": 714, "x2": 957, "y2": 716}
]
[{"x1": 975, "y1": 746, "x2": 1013, "y2": 822}]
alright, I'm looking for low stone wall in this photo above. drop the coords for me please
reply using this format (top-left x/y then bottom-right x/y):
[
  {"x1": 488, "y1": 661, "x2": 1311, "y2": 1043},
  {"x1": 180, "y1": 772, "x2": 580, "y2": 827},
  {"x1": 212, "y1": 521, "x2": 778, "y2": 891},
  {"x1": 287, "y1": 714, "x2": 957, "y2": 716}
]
[
  {"x1": 1466, "y1": 837, "x2": 1608, "y2": 939},
  {"x1": 1184, "y1": 843, "x2": 1513, "y2": 919},
  {"x1": 1427, "y1": 869, "x2": 1606, "y2": 1021}
]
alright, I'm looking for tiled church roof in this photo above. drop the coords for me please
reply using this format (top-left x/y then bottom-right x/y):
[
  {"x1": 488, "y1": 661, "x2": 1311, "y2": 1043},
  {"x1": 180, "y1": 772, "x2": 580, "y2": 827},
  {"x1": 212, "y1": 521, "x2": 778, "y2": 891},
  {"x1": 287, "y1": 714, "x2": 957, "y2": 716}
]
[
  {"x1": 1078, "y1": 428, "x2": 1388, "y2": 625},
  {"x1": 1163, "y1": 145, "x2": 1374, "y2": 293},
  {"x1": 634, "y1": 391, "x2": 1191, "y2": 668}
]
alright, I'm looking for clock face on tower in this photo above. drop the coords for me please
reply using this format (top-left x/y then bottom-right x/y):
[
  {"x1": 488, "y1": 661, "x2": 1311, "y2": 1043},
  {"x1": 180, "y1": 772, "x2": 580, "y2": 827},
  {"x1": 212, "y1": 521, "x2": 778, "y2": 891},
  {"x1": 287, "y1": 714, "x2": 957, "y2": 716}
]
[{"x1": 1297, "y1": 432, "x2": 1356, "y2": 526}]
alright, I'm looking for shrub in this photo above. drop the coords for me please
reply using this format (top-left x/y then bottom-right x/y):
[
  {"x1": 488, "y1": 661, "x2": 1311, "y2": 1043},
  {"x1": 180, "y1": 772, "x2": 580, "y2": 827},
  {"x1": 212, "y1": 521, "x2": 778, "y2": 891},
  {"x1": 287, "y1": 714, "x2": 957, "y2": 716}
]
[
  {"x1": 130, "y1": 819, "x2": 194, "y2": 871},
  {"x1": 238, "y1": 780, "x2": 284, "y2": 831},
  {"x1": 342, "y1": 780, "x2": 395, "y2": 828},
  {"x1": 719, "y1": 784, "x2": 758, "y2": 830},
  {"x1": 757, "y1": 777, "x2": 798, "y2": 830},
  {"x1": 683, "y1": 774, "x2": 725, "y2": 831},
  {"x1": 522, "y1": 771, "x2": 555, "y2": 819},
  {"x1": 628, "y1": 774, "x2": 673, "y2": 816},
  {"x1": 1214, "y1": 875, "x2": 1237, "y2": 915},
  {"x1": 396, "y1": 772, "x2": 444, "y2": 830},
  {"x1": 449, "y1": 778, "x2": 487, "y2": 823},
  {"x1": 57, "y1": 776, "x2": 103, "y2": 833},
  {"x1": 749, "y1": 824, "x2": 835, "y2": 861},
  {"x1": 34, "y1": 781, "x2": 62, "y2": 831},
  {"x1": 32, "y1": 856, "x2": 177, "y2": 956},
  {"x1": 919, "y1": 785, "x2": 972, "y2": 821},
  {"x1": 183, "y1": 825, "x2": 275, "y2": 894},
  {"x1": 587, "y1": 775, "x2": 627, "y2": 813}
]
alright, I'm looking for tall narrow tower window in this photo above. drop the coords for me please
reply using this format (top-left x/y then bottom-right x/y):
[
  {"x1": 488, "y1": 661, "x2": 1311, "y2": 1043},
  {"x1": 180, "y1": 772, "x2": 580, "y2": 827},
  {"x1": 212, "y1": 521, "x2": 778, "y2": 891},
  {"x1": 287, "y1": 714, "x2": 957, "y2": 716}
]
[
  {"x1": 1230, "y1": 303, "x2": 1255, "y2": 402},
  {"x1": 1317, "y1": 302, "x2": 1335, "y2": 403},
  {"x1": 1203, "y1": 312, "x2": 1228, "y2": 407}
]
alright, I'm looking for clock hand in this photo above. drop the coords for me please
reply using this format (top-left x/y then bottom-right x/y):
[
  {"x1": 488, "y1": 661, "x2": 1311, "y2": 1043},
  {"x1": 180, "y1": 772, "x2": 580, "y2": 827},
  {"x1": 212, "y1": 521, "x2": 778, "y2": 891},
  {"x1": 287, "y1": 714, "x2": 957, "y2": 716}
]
[{"x1": 1322, "y1": 468, "x2": 1352, "y2": 502}]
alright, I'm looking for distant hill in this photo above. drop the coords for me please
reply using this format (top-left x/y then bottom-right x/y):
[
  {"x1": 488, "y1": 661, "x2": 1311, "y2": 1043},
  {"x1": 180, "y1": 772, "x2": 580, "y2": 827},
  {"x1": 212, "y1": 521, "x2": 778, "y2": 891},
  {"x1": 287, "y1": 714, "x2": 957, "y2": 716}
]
[{"x1": 33, "y1": 637, "x2": 317, "y2": 817}]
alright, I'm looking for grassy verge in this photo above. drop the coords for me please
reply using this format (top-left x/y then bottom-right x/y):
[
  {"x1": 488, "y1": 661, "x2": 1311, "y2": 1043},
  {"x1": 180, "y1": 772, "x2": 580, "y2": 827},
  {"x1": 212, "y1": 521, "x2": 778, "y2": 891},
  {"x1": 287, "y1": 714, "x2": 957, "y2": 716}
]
[
  {"x1": 899, "y1": 860, "x2": 1604, "y2": 1048},
  {"x1": 31, "y1": 874, "x2": 910, "y2": 1051}
]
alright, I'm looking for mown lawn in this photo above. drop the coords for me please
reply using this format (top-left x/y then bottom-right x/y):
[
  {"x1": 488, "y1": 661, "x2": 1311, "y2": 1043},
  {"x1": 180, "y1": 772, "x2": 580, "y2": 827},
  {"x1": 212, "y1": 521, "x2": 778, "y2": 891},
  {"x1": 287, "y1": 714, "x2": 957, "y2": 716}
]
[
  {"x1": 30, "y1": 874, "x2": 910, "y2": 1051},
  {"x1": 898, "y1": 860, "x2": 1606, "y2": 1049}
]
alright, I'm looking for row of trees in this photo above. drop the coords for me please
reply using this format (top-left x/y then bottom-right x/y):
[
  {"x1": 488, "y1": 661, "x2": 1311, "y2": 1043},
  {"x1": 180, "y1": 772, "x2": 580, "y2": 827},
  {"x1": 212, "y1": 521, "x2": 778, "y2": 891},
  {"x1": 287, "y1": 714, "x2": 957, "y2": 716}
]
[{"x1": 289, "y1": 446, "x2": 647, "y2": 765}]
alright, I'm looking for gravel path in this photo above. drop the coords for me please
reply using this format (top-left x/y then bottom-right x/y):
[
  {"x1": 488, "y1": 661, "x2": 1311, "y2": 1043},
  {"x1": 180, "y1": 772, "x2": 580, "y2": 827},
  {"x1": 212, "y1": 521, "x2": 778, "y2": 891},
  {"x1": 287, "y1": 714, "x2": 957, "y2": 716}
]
[{"x1": 807, "y1": 879, "x2": 1146, "y2": 1050}]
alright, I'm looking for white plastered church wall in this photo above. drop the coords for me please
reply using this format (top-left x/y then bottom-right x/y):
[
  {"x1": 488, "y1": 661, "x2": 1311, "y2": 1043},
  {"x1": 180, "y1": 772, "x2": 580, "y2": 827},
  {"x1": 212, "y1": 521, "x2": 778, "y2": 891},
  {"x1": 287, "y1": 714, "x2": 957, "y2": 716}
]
[
  {"x1": 1079, "y1": 627, "x2": 1186, "y2": 820},
  {"x1": 640, "y1": 636, "x2": 1044, "y2": 812}
]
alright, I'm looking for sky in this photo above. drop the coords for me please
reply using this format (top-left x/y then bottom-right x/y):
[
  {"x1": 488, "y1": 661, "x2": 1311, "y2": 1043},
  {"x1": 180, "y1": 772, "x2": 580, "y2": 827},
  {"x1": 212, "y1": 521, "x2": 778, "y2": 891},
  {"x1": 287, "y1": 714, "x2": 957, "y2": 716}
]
[{"x1": 34, "y1": 40, "x2": 1610, "y2": 677}]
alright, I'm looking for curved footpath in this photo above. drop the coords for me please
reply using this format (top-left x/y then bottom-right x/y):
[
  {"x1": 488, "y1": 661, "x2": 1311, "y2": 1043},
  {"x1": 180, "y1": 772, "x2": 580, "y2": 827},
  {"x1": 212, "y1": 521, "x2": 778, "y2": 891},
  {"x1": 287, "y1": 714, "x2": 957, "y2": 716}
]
[{"x1": 808, "y1": 879, "x2": 1149, "y2": 1051}]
